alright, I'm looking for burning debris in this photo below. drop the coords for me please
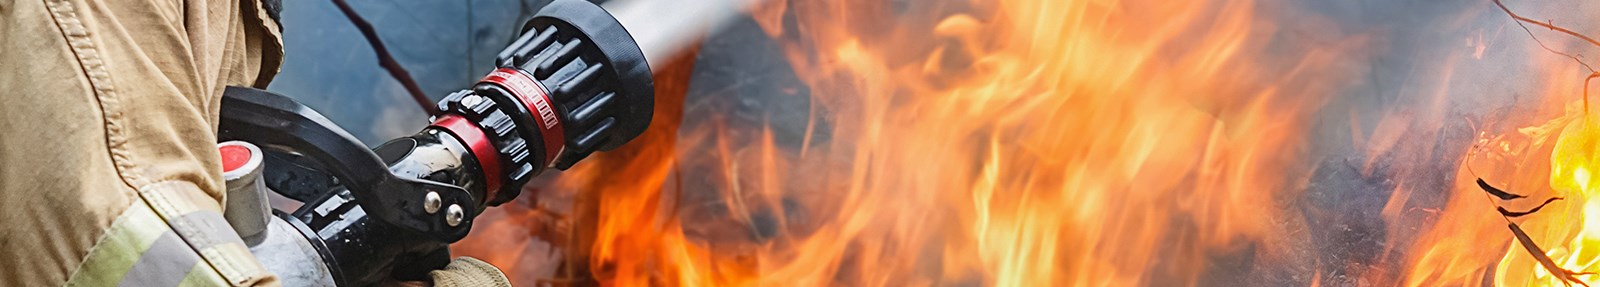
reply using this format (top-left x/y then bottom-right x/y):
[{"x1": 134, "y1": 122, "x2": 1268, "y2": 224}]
[
  {"x1": 1509, "y1": 222, "x2": 1592, "y2": 287},
  {"x1": 1475, "y1": 177, "x2": 1586, "y2": 286},
  {"x1": 1476, "y1": 178, "x2": 1564, "y2": 217},
  {"x1": 1398, "y1": 1, "x2": 1600, "y2": 286}
]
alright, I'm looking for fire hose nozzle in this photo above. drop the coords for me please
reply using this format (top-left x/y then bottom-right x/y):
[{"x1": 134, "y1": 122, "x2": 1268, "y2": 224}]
[
  {"x1": 219, "y1": 1, "x2": 656, "y2": 284},
  {"x1": 429, "y1": 0, "x2": 654, "y2": 205}
]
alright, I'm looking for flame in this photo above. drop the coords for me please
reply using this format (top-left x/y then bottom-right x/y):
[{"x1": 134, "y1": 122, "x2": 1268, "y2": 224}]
[
  {"x1": 1379, "y1": 1, "x2": 1600, "y2": 285},
  {"x1": 1397, "y1": 100, "x2": 1596, "y2": 287},
  {"x1": 1503, "y1": 110, "x2": 1600, "y2": 286},
  {"x1": 461, "y1": 0, "x2": 1368, "y2": 285},
  {"x1": 439, "y1": 0, "x2": 1600, "y2": 285}
]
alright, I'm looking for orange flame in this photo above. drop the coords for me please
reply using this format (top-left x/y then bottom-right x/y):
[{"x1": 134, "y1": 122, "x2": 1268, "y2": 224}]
[
  {"x1": 1378, "y1": 1, "x2": 1600, "y2": 286},
  {"x1": 462, "y1": 0, "x2": 1369, "y2": 285},
  {"x1": 1395, "y1": 96, "x2": 1596, "y2": 286},
  {"x1": 593, "y1": 0, "x2": 1363, "y2": 284}
]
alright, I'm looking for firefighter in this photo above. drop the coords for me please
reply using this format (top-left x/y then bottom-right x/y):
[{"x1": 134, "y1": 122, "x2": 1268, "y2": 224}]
[{"x1": 0, "y1": 0, "x2": 509, "y2": 285}]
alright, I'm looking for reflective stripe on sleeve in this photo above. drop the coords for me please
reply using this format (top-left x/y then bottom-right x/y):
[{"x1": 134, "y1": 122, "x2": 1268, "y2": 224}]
[
  {"x1": 117, "y1": 232, "x2": 199, "y2": 287},
  {"x1": 135, "y1": 181, "x2": 274, "y2": 286},
  {"x1": 67, "y1": 181, "x2": 275, "y2": 287},
  {"x1": 171, "y1": 210, "x2": 249, "y2": 252},
  {"x1": 65, "y1": 201, "x2": 229, "y2": 287}
]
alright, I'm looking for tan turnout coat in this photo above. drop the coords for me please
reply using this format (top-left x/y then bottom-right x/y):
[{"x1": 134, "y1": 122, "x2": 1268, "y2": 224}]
[{"x1": 0, "y1": 0, "x2": 284, "y2": 285}]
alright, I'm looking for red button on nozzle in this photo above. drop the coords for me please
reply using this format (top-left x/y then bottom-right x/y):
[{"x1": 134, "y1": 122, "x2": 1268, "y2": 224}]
[
  {"x1": 220, "y1": 144, "x2": 252, "y2": 173},
  {"x1": 218, "y1": 141, "x2": 264, "y2": 181}
]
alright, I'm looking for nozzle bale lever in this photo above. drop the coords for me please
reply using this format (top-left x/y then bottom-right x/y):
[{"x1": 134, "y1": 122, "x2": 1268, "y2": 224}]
[{"x1": 215, "y1": 0, "x2": 653, "y2": 285}]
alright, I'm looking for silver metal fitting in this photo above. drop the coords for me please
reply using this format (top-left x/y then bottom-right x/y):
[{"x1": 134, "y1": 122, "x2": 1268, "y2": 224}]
[
  {"x1": 423, "y1": 191, "x2": 442, "y2": 214},
  {"x1": 219, "y1": 141, "x2": 271, "y2": 241},
  {"x1": 445, "y1": 204, "x2": 464, "y2": 227}
]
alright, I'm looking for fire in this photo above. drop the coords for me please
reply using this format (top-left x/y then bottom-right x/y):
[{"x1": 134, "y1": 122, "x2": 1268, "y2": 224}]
[
  {"x1": 1509, "y1": 110, "x2": 1600, "y2": 286},
  {"x1": 1404, "y1": 101, "x2": 1600, "y2": 287},
  {"x1": 461, "y1": 0, "x2": 1367, "y2": 285},
  {"x1": 1382, "y1": 1, "x2": 1600, "y2": 286},
  {"x1": 1397, "y1": 101, "x2": 1597, "y2": 287}
]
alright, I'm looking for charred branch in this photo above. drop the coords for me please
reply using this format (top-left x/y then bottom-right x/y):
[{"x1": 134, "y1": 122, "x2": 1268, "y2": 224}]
[
  {"x1": 1497, "y1": 197, "x2": 1563, "y2": 217},
  {"x1": 1477, "y1": 179, "x2": 1593, "y2": 285},
  {"x1": 1480, "y1": 2, "x2": 1600, "y2": 279},
  {"x1": 1492, "y1": 0, "x2": 1600, "y2": 113},
  {"x1": 1509, "y1": 223, "x2": 1594, "y2": 287},
  {"x1": 1479, "y1": 178, "x2": 1527, "y2": 200}
]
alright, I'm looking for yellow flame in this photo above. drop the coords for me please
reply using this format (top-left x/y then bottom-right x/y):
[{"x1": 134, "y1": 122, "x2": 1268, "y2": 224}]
[{"x1": 1509, "y1": 114, "x2": 1600, "y2": 286}]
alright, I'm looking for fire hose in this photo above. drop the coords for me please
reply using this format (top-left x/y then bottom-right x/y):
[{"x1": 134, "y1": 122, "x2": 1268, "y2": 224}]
[{"x1": 211, "y1": 0, "x2": 661, "y2": 285}]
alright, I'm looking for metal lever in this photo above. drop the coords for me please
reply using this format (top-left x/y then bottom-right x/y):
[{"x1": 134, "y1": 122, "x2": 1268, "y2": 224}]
[{"x1": 217, "y1": 86, "x2": 477, "y2": 242}]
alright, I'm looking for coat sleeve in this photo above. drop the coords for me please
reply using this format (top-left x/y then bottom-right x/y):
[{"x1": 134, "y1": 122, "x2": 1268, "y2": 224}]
[{"x1": 0, "y1": 0, "x2": 284, "y2": 285}]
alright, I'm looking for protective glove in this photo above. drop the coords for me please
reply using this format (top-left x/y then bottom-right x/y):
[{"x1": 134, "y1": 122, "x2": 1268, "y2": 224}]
[{"x1": 429, "y1": 257, "x2": 511, "y2": 287}]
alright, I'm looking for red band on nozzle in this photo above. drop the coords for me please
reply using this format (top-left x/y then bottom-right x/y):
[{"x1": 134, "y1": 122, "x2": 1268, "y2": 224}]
[
  {"x1": 480, "y1": 68, "x2": 566, "y2": 167},
  {"x1": 431, "y1": 114, "x2": 505, "y2": 197}
]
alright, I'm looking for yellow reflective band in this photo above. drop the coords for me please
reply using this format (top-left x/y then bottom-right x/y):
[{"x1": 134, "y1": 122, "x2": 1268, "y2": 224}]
[
  {"x1": 116, "y1": 231, "x2": 199, "y2": 287},
  {"x1": 135, "y1": 181, "x2": 274, "y2": 286},
  {"x1": 68, "y1": 181, "x2": 274, "y2": 287},
  {"x1": 65, "y1": 201, "x2": 162, "y2": 286},
  {"x1": 177, "y1": 261, "x2": 231, "y2": 287}
]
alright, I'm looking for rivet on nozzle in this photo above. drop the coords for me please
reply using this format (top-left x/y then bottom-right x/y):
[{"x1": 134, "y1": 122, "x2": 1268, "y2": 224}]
[
  {"x1": 445, "y1": 204, "x2": 464, "y2": 227},
  {"x1": 424, "y1": 191, "x2": 442, "y2": 214}
]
